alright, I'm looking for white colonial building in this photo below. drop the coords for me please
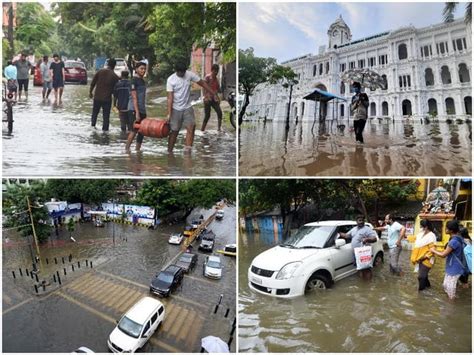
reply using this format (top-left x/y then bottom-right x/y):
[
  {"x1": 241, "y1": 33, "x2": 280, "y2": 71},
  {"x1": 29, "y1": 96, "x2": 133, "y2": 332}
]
[{"x1": 247, "y1": 16, "x2": 472, "y2": 121}]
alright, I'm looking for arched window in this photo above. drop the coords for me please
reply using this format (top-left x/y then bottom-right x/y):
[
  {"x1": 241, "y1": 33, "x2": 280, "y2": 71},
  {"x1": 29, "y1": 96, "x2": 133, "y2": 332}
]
[
  {"x1": 458, "y1": 63, "x2": 470, "y2": 83},
  {"x1": 382, "y1": 101, "x2": 389, "y2": 116},
  {"x1": 340, "y1": 81, "x2": 345, "y2": 94},
  {"x1": 319, "y1": 63, "x2": 323, "y2": 75},
  {"x1": 441, "y1": 66, "x2": 452, "y2": 85},
  {"x1": 313, "y1": 65, "x2": 316, "y2": 77},
  {"x1": 398, "y1": 43, "x2": 408, "y2": 60},
  {"x1": 300, "y1": 102, "x2": 305, "y2": 117},
  {"x1": 425, "y1": 68, "x2": 434, "y2": 86},
  {"x1": 370, "y1": 102, "x2": 376, "y2": 116},
  {"x1": 445, "y1": 97, "x2": 456, "y2": 115},
  {"x1": 465, "y1": 96, "x2": 472, "y2": 115},
  {"x1": 340, "y1": 104, "x2": 345, "y2": 117},
  {"x1": 381, "y1": 75, "x2": 387, "y2": 90},
  {"x1": 402, "y1": 99, "x2": 412, "y2": 116},
  {"x1": 325, "y1": 62, "x2": 330, "y2": 74},
  {"x1": 428, "y1": 98, "x2": 437, "y2": 115}
]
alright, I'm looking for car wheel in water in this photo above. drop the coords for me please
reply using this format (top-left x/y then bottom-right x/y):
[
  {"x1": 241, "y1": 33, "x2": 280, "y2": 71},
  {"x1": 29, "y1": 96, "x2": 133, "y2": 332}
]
[{"x1": 305, "y1": 273, "x2": 330, "y2": 292}]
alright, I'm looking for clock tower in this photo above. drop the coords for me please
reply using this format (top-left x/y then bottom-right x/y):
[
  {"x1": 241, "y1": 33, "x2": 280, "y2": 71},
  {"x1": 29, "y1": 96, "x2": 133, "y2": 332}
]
[{"x1": 328, "y1": 15, "x2": 351, "y2": 49}]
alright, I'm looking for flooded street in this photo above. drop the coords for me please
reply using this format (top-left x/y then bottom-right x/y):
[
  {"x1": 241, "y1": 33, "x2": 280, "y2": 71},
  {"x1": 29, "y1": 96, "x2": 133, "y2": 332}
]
[
  {"x1": 239, "y1": 231, "x2": 472, "y2": 353},
  {"x1": 239, "y1": 120, "x2": 472, "y2": 176},
  {"x1": 2, "y1": 83, "x2": 236, "y2": 176},
  {"x1": 3, "y1": 205, "x2": 236, "y2": 352}
]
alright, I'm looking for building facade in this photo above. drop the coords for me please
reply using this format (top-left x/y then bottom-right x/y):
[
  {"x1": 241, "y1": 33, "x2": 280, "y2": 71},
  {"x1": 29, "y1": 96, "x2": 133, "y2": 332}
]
[{"x1": 247, "y1": 16, "x2": 472, "y2": 121}]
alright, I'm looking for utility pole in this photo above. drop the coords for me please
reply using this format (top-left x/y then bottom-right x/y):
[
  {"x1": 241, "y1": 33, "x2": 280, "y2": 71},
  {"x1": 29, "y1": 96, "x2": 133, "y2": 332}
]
[
  {"x1": 285, "y1": 83, "x2": 294, "y2": 130},
  {"x1": 7, "y1": 3, "x2": 15, "y2": 58},
  {"x1": 26, "y1": 196, "x2": 43, "y2": 273}
]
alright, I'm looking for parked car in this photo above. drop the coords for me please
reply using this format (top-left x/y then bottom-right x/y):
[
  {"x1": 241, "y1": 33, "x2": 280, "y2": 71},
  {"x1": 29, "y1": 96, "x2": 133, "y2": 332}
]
[
  {"x1": 224, "y1": 244, "x2": 237, "y2": 254},
  {"x1": 64, "y1": 61, "x2": 88, "y2": 84},
  {"x1": 191, "y1": 219, "x2": 202, "y2": 229},
  {"x1": 203, "y1": 255, "x2": 222, "y2": 279},
  {"x1": 175, "y1": 253, "x2": 198, "y2": 273},
  {"x1": 105, "y1": 58, "x2": 129, "y2": 77},
  {"x1": 72, "y1": 347, "x2": 94, "y2": 353},
  {"x1": 199, "y1": 230, "x2": 216, "y2": 252},
  {"x1": 168, "y1": 233, "x2": 184, "y2": 245},
  {"x1": 33, "y1": 62, "x2": 43, "y2": 86},
  {"x1": 183, "y1": 225, "x2": 194, "y2": 238},
  {"x1": 216, "y1": 210, "x2": 224, "y2": 220},
  {"x1": 150, "y1": 265, "x2": 184, "y2": 297},
  {"x1": 107, "y1": 297, "x2": 165, "y2": 353},
  {"x1": 248, "y1": 220, "x2": 384, "y2": 298}
]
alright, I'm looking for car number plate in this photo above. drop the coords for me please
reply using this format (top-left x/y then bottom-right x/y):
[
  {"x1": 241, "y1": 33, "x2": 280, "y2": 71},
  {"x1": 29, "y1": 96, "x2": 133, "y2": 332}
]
[{"x1": 251, "y1": 276, "x2": 262, "y2": 285}]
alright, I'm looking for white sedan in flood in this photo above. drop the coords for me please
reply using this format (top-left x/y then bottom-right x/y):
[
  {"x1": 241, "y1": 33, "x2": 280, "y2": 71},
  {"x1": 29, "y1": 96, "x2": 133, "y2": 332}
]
[{"x1": 168, "y1": 233, "x2": 184, "y2": 245}]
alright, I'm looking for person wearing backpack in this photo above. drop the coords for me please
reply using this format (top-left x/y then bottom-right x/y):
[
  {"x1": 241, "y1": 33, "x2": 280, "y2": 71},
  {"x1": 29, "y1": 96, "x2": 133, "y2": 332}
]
[
  {"x1": 458, "y1": 227, "x2": 472, "y2": 288},
  {"x1": 350, "y1": 81, "x2": 369, "y2": 144},
  {"x1": 113, "y1": 70, "x2": 132, "y2": 133},
  {"x1": 430, "y1": 220, "x2": 467, "y2": 300}
]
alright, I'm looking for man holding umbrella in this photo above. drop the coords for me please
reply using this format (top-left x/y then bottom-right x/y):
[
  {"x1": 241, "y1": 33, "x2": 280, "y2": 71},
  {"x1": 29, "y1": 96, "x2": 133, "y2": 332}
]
[{"x1": 350, "y1": 81, "x2": 369, "y2": 144}]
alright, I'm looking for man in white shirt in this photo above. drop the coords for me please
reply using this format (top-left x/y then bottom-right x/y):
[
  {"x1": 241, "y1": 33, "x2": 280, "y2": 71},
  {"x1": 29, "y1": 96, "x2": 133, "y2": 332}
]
[
  {"x1": 375, "y1": 214, "x2": 406, "y2": 276},
  {"x1": 166, "y1": 62, "x2": 216, "y2": 153}
]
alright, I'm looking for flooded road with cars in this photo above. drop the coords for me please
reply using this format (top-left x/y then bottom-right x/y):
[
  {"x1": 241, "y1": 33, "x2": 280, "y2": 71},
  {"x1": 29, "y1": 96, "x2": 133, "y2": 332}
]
[
  {"x1": 238, "y1": 230, "x2": 472, "y2": 353},
  {"x1": 3, "y1": 204, "x2": 236, "y2": 353},
  {"x1": 2, "y1": 83, "x2": 236, "y2": 177}
]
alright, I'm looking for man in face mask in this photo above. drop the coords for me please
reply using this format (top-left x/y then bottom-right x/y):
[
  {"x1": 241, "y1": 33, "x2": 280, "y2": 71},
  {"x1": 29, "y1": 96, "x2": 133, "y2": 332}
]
[{"x1": 350, "y1": 81, "x2": 369, "y2": 144}]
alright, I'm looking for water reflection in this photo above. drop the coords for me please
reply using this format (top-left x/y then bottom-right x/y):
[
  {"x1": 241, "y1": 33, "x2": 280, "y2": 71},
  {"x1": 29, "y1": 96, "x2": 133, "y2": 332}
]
[
  {"x1": 239, "y1": 231, "x2": 472, "y2": 353},
  {"x1": 239, "y1": 120, "x2": 472, "y2": 176},
  {"x1": 3, "y1": 84, "x2": 235, "y2": 176}
]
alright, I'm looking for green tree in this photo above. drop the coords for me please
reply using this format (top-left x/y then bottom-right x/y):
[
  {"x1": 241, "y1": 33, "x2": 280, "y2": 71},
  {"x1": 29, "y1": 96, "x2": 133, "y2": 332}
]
[
  {"x1": 134, "y1": 180, "x2": 180, "y2": 217},
  {"x1": 238, "y1": 48, "x2": 276, "y2": 124},
  {"x1": 443, "y1": 2, "x2": 472, "y2": 24},
  {"x1": 268, "y1": 65, "x2": 299, "y2": 127},
  {"x1": 15, "y1": 2, "x2": 55, "y2": 54},
  {"x1": 3, "y1": 182, "x2": 51, "y2": 243},
  {"x1": 45, "y1": 179, "x2": 121, "y2": 206}
]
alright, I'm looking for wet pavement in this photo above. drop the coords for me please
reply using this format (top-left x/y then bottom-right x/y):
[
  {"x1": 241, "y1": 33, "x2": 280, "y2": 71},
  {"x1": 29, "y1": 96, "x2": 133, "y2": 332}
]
[
  {"x1": 239, "y1": 120, "x2": 472, "y2": 176},
  {"x1": 3, "y1": 205, "x2": 237, "y2": 353},
  {"x1": 239, "y1": 230, "x2": 472, "y2": 353},
  {"x1": 2, "y1": 82, "x2": 236, "y2": 176}
]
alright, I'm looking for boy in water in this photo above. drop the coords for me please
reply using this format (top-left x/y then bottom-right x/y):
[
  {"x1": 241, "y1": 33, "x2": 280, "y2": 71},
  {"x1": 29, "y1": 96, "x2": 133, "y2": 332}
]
[
  {"x1": 114, "y1": 71, "x2": 132, "y2": 133},
  {"x1": 125, "y1": 62, "x2": 147, "y2": 151}
]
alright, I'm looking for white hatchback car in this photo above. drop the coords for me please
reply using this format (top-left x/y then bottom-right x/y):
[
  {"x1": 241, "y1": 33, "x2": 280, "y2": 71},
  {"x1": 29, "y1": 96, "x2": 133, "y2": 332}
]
[
  {"x1": 203, "y1": 255, "x2": 222, "y2": 279},
  {"x1": 248, "y1": 220, "x2": 384, "y2": 298},
  {"x1": 108, "y1": 297, "x2": 165, "y2": 353},
  {"x1": 168, "y1": 233, "x2": 184, "y2": 245}
]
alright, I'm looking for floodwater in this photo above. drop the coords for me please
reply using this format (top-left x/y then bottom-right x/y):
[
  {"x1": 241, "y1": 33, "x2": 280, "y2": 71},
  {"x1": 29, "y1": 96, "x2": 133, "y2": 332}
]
[
  {"x1": 3, "y1": 206, "x2": 237, "y2": 352},
  {"x1": 239, "y1": 231, "x2": 472, "y2": 353},
  {"x1": 239, "y1": 120, "x2": 472, "y2": 176},
  {"x1": 2, "y1": 83, "x2": 236, "y2": 176}
]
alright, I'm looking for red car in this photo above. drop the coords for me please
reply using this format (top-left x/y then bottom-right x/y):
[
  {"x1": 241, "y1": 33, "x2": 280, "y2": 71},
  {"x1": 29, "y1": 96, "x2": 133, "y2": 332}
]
[
  {"x1": 33, "y1": 60, "x2": 88, "y2": 85},
  {"x1": 33, "y1": 62, "x2": 43, "y2": 86},
  {"x1": 64, "y1": 60, "x2": 87, "y2": 85}
]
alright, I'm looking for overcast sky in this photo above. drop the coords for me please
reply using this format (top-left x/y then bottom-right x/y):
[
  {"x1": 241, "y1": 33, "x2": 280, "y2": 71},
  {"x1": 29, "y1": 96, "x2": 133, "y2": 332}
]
[{"x1": 239, "y1": 2, "x2": 466, "y2": 63}]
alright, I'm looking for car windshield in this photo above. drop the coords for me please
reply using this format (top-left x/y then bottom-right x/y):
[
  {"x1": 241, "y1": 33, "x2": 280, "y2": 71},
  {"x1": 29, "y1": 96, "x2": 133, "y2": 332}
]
[
  {"x1": 116, "y1": 60, "x2": 126, "y2": 66},
  {"x1": 207, "y1": 260, "x2": 221, "y2": 268},
  {"x1": 281, "y1": 225, "x2": 334, "y2": 249},
  {"x1": 65, "y1": 62, "x2": 84, "y2": 68},
  {"x1": 157, "y1": 273, "x2": 173, "y2": 283},
  {"x1": 171, "y1": 234, "x2": 180, "y2": 238},
  {"x1": 118, "y1": 316, "x2": 142, "y2": 339}
]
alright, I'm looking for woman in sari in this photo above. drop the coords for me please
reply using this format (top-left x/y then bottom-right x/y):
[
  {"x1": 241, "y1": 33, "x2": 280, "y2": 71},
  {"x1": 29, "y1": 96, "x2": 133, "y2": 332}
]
[{"x1": 410, "y1": 219, "x2": 436, "y2": 291}]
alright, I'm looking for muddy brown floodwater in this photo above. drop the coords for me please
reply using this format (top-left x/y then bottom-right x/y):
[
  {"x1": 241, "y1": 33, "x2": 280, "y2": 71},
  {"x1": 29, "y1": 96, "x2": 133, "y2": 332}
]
[
  {"x1": 3, "y1": 83, "x2": 236, "y2": 176},
  {"x1": 239, "y1": 231, "x2": 472, "y2": 353},
  {"x1": 239, "y1": 120, "x2": 472, "y2": 176}
]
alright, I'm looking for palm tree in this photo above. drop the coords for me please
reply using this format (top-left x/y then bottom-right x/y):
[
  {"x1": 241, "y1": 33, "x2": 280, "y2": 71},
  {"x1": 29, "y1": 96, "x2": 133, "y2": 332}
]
[{"x1": 443, "y1": 2, "x2": 472, "y2": 24}]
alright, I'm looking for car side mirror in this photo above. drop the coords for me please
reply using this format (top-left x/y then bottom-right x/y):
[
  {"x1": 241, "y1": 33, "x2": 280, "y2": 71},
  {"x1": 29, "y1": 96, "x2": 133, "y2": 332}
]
[{"x1": 335, "y1": 239, "x2": 346, "y2": 249}]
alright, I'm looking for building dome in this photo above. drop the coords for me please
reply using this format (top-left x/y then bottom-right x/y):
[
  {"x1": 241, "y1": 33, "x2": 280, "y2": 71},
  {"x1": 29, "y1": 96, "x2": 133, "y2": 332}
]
[{"x1": 328, "y1": 15, "x2": 352, "y2": 49}]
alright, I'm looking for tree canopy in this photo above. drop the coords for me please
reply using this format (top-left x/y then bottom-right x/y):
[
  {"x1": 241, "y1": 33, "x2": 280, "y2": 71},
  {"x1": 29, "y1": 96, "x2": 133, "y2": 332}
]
[{"x1": 240, "y1": 179, "x2": 418, "y2": 236}]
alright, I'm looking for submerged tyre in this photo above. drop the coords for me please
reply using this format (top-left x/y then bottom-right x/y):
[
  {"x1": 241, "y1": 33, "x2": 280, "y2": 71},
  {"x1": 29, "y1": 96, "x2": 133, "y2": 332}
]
[{"x1": 305, "y1": 273, "x2": 331, "y2": 292}]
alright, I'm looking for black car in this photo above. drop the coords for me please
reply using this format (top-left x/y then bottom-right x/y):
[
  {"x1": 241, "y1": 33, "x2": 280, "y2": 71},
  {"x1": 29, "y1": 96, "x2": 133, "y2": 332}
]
[
  {"x1": 198, "y1": 230, "x2": 216, "y2": 252},
  {"x1": 150, "y1": 265, "x2": 184, "y2": 297},
  {"x1": 175, "y1": 253, "x2": 198, "y2": 273}
]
